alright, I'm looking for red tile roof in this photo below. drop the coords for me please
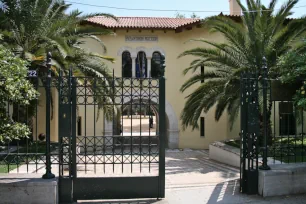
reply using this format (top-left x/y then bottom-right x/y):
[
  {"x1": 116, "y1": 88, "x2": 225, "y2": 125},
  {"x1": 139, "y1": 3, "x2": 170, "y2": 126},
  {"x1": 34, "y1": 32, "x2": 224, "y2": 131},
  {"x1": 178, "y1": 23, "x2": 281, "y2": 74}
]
[
  {"x1": 219, "y1": 12, "x2": 296, "y2": 22},
  {"x1": 85, "y1": 17, "x2": 201, "y2": 29}
]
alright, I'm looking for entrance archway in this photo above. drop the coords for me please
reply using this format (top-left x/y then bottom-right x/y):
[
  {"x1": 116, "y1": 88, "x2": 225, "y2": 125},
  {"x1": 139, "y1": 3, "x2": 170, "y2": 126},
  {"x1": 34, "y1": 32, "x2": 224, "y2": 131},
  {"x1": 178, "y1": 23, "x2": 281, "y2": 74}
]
[{"x1": 104, "y1": 99, "x2": 179, "y2": 149}]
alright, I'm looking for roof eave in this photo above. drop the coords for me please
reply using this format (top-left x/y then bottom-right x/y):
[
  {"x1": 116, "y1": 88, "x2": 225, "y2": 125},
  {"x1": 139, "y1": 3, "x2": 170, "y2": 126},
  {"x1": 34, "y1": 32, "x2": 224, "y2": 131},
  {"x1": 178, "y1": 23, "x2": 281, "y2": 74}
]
[{"x1": 82, "y1": 19, "x2": 202, "y2": 31}]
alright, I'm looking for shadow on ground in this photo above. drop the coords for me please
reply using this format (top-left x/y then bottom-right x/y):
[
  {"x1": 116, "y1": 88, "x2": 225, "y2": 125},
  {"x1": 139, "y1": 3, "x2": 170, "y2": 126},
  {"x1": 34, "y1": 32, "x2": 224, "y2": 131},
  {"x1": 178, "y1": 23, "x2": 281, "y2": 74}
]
[
  {"x1": 205, "y1": 179, "x2": 306, "y2": 204},
  {"x1": 206, "y1": 179, "x2": 242, "y2": 203},
  {"x1": 165, "y1": 151, "x2": 239, "y2": 179}
]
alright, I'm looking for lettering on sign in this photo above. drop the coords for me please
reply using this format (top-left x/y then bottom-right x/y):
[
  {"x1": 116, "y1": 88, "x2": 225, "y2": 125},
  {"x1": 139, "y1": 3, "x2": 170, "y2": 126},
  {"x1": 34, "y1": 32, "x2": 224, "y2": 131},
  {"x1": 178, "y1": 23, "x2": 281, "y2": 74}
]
[
  {"x1": 125, "y1": 36, "x2": 158, "y2": 42},
  {"x1": 27, "y1": 70, "x2": 37, "y2": 77}
]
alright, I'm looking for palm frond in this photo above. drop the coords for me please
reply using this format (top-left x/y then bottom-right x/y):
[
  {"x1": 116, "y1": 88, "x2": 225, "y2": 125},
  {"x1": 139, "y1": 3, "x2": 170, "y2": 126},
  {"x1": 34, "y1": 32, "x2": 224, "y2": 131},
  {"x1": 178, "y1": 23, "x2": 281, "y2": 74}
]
[{"x1": 179, "y1": 0, "x2": 305, "y2": 130}]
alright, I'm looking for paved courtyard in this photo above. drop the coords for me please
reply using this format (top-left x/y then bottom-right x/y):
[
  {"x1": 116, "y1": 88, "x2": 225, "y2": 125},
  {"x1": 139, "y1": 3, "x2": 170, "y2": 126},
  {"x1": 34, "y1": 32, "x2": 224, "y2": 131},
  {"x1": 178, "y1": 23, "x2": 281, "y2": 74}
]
[
  {"x1": 122, "y1": 116, "x2": 156, "y2": 135},
  {"x1": 77, "y1": 150, "x2": 306, "y2": 204}
]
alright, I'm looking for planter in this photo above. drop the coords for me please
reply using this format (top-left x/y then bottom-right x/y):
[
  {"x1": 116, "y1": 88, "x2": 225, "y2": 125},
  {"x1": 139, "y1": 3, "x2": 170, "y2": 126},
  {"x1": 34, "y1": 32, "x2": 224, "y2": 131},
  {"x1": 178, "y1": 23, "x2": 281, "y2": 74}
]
[
  {"x1": 271, "y1": 80, "x2": 302, "y2": 101},
  {"x1": 209, "y1": 141, "x2": 283, "y2": 168},
  {"x1": 209, "y1": 141, "x2": 240, "y2": 167}
]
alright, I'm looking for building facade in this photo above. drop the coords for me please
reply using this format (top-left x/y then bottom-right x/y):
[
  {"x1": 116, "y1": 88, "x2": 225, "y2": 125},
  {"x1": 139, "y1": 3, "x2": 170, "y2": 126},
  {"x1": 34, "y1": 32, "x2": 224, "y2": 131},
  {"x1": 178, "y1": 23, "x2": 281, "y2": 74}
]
[
  {"x1": 81, "y1": 13, "x2": 242, "y2": 149},
  {"x1": 28, "y1": 0, "x2": 243, "y2": 149}
]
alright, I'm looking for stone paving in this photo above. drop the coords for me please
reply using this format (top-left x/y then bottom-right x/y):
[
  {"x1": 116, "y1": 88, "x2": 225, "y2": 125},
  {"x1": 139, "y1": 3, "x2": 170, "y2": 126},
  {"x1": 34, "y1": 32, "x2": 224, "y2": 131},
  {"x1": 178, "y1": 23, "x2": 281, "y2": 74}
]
[
  {"x1": 122, "y1": 116, "x2": 156, "y2": 133},
  {"x1": 78, "y1": 150, "x2": 306, "y2": 204}
]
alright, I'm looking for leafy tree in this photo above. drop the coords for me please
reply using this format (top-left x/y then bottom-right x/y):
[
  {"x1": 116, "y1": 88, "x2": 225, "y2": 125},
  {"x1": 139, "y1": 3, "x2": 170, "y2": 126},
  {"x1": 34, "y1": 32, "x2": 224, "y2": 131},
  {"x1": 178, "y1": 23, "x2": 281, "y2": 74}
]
[
  {"x1": 190, "y1": 12, "x2": 200, "y2": 18},
  {"x1": 0, "y1": 44, "x2": 38, "y2": 142},
  {"x1": 0, "y1": 0, "x2": 115, "y2": 74},
  {"x1": 178, "y1": 0, "x2": 306, "y2": 130},
  {"x1": 175, "y1": 12, "x2": 186, "y2": 18},
  {"x1": 278, "y1": 42, "x2": 306, "y2": 109},
  {"x1": 175, "y1": 12, "x2": 200, "y2": 19}
]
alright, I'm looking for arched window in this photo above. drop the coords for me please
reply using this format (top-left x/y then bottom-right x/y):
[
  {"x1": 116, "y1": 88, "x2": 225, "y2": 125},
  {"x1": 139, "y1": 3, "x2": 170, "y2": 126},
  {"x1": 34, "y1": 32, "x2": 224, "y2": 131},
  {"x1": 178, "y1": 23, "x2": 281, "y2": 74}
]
[
  {"x1": 151, "y1": 52, "x2": 162, "y2": 78},
  {"x1": 136, "y1": 51, "x2": 147, "y2": 78},
  {"x1": 122, "y1": 51, "x2": 132, "y2": 77}
]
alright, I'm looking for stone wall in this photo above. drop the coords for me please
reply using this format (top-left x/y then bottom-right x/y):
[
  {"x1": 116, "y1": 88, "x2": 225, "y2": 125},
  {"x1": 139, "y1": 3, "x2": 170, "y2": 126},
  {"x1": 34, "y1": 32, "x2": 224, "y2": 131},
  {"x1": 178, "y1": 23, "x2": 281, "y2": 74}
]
[
  {"x1": 0, "y1": 174, "x2": 58, "y2": 204},
  {"x1": 259, "y1": 163, "x2": 306, "y2": 197}
]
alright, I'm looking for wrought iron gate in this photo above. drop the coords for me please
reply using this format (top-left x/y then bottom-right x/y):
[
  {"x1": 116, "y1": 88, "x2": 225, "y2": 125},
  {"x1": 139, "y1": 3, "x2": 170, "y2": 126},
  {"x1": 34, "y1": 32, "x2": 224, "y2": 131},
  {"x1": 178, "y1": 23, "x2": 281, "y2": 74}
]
[
  {"x1": 240, "y1": 73, "x2": 259, "y2": 194},
  {"x1": 58, "y1": 69, "x2": 166, "y2": 202},
  {"x1": 240, "y1": 64, "x2": 306, "y2": 195}
]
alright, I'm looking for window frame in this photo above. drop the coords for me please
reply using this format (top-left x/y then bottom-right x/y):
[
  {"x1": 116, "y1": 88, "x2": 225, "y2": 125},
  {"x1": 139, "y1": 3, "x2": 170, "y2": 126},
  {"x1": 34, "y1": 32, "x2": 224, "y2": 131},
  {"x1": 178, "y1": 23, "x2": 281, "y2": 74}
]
[
  {"x1": 151, "y1": 51, "x2": 162, "y2": 78},
  {"x1": 279, "y1": 102, "x2": 296, "y2": 136},
  {"x1": 201, "y1": 65, "x2": 204, "y2": 83},
  {"x1": 200, "y1": 117, "x2": 205, "y2": 137},
  {"x1": 122, "y1": 51, "x2": 132, "y2": 77},
  {"x1": 136, "y1": 51, "x2": 147, "y2": 78}
]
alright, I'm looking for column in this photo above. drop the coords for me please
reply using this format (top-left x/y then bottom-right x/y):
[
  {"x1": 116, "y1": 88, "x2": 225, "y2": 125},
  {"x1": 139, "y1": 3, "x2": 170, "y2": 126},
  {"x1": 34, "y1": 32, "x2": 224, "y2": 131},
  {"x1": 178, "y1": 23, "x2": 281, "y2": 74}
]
[
  {"x1": 167, "y1": 129, "x2": 179, "y2": 149},
  {"x1": 132, "y1": 57, "x2": 136, "y2": 77},
  {"x1": 147, "y1": 57, "x2": 151, "y2": 78}
]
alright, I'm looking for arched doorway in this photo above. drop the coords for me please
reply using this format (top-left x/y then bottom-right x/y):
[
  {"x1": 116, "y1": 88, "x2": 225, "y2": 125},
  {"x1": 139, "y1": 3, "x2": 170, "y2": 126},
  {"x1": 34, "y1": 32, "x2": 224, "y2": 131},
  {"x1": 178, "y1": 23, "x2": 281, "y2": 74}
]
[
  {"x1": 121, "y1": 100, "x2": 158, "y2": 136},
  {"x1": 104, "y1": 99, "x2": 179, "y2": 149}
]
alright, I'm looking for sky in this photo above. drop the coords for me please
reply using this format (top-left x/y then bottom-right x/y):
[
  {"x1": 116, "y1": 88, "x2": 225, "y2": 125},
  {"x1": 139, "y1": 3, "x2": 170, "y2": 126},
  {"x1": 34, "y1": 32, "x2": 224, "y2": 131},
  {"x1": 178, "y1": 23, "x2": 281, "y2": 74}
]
[{"x1": 66, "y1": 0, "x2": 306, "y2": 18}]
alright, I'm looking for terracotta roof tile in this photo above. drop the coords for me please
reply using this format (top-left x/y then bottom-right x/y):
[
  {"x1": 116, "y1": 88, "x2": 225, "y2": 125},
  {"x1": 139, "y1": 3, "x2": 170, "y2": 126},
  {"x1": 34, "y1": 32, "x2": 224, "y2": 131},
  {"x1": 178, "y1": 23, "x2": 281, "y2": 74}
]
[
  {"x1": 219, "y1": 12, "x2": 296, "y2": 21},
  {"x1": 85, "y1": 17, "x2": 201, "y2": 29}
]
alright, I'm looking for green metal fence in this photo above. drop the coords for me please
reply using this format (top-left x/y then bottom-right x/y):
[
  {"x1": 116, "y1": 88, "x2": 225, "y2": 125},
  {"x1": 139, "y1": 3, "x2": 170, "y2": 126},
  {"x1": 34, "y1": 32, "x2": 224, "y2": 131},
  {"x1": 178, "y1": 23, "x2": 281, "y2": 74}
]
[
  {"x1": 1, "y1": 53, "x2": 55, "y2": 176},
  {"x1": 240, "y1": 58, "x2": 306, "y2": 194},
  {"x1": 0, "y1": 53, "x2": 166, "y2": 201}
]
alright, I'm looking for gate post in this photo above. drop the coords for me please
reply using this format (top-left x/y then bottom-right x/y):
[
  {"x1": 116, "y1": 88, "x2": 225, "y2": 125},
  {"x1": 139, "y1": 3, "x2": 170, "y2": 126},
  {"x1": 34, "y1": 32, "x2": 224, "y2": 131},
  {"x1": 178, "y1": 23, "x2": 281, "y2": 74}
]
[
  {"x1": 240, "y1": 72, "x2": 259, "y2": 194},
  {"x1": 259, "y1": 57, "x2": 271, "y2": 170},
  {"x1": 58, "y1": 69, "x2": 74, "y2": 202},
  {"x1": 43, "y1": 52, "x2": 55, "y2": 179},
  {"x1": 240, "y1": 73, "x2": 246, "y2": 193},
  {"x1": 71, "y1": 72, "x2": 77, "y2": 202},
  {"x1": 158, "y1": 55, "x2": 166, "y2": 198}
]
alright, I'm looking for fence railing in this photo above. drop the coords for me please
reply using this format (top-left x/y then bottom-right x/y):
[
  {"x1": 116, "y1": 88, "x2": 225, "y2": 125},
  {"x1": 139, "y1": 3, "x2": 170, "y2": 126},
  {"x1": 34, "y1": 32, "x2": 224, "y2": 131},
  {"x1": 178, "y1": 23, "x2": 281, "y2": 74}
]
[
  {"x1": 268, "y1": 100, "x2": 306, "y2": 164},
  {"x1": 241, "y1": 71, "x2": 306, "y2": 168},
  {"x1": 1, "y1": 76, "x2": 163, "y2": 176},
  {"x1": 0, "y1": 75, "x2": 59, "y2": 174}
]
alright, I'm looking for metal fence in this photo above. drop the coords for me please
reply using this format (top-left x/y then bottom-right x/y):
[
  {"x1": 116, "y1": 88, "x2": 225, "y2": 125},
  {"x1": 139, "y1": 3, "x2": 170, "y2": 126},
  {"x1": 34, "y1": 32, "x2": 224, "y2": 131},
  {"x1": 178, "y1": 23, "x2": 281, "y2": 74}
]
[
  {"x1": 0, "y1": 53, "x2": 166, "y2": 201},
  {"x1": 0, "y1": 75, "x2": 59, "y2": 174},
  {"x1": 268, "y1": 85, "x2": 306, "y2": 164},
  {"x1": 240, "y1": 61, "x2": 306, "y2": 194},
  {"x1": 241, "y1": 73, "x2": 306, "y2": 168}
]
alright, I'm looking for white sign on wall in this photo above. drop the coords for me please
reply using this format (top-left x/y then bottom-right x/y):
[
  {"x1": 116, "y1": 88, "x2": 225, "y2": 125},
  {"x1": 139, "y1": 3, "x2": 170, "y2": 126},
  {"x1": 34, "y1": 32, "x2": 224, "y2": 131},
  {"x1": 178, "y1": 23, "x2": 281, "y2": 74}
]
[{"x1": 125, "y1": 36, "x2": 158, "y2": 42}]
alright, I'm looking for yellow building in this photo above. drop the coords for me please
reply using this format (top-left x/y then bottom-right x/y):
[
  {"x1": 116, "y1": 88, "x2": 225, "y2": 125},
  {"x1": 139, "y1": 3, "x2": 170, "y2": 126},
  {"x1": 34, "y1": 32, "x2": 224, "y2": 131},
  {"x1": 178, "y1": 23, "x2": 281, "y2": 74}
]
[
  {"x1": 28, "y1": 0, "x2": 248, "y2": 149},
  {"x1": 23, "y1": 0, "x2": 299, "y2": 150},
  {"x1": 74, "y1": 1, "x2": 243, "y2": 149}
]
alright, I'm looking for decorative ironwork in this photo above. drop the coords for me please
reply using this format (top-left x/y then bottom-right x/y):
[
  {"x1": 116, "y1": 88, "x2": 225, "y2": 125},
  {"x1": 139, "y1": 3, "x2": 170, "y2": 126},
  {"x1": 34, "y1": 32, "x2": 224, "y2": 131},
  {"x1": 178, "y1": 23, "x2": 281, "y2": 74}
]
[
  {"x1": 268, "y1": 85, "x2": 306, "y2": 164},
  {"x1": 72, "y1": 76, "x2": 160, "y2": 172},
  {"x1": 42, "y1": 52, "x2": 55, "y2": 179},
  {"x1": 58, "y1": 66, "x2": 166, "y2": 201},
  {"x1": 0, "y1": 54, "x2": 166, "y2": 201},
  {"x1": 240, "y1": 72, "x2": 259, "y2": 194},
  {"x1": 259, "y1": 57, "x2": 270, "y2": 170},
  {"x1": 0, "y1": 75, "x2": 60, "y2": 174},
  {"x1": 240, "y1": 63, "x2": 306, "y2": 194}
]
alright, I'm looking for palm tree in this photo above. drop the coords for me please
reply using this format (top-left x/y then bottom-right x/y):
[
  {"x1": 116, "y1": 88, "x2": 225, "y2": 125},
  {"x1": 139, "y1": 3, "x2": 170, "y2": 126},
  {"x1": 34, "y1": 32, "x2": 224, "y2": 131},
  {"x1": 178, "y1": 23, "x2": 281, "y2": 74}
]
[
  {"x1": 0, "y1": 0, "x2": 114, "y2": 74},
  {"x1": 178, "y1": 0, "x2": 306, "y2": 130},
  {"x1": 0, "y1": 0, "x2": 117, "y2": 119}
]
